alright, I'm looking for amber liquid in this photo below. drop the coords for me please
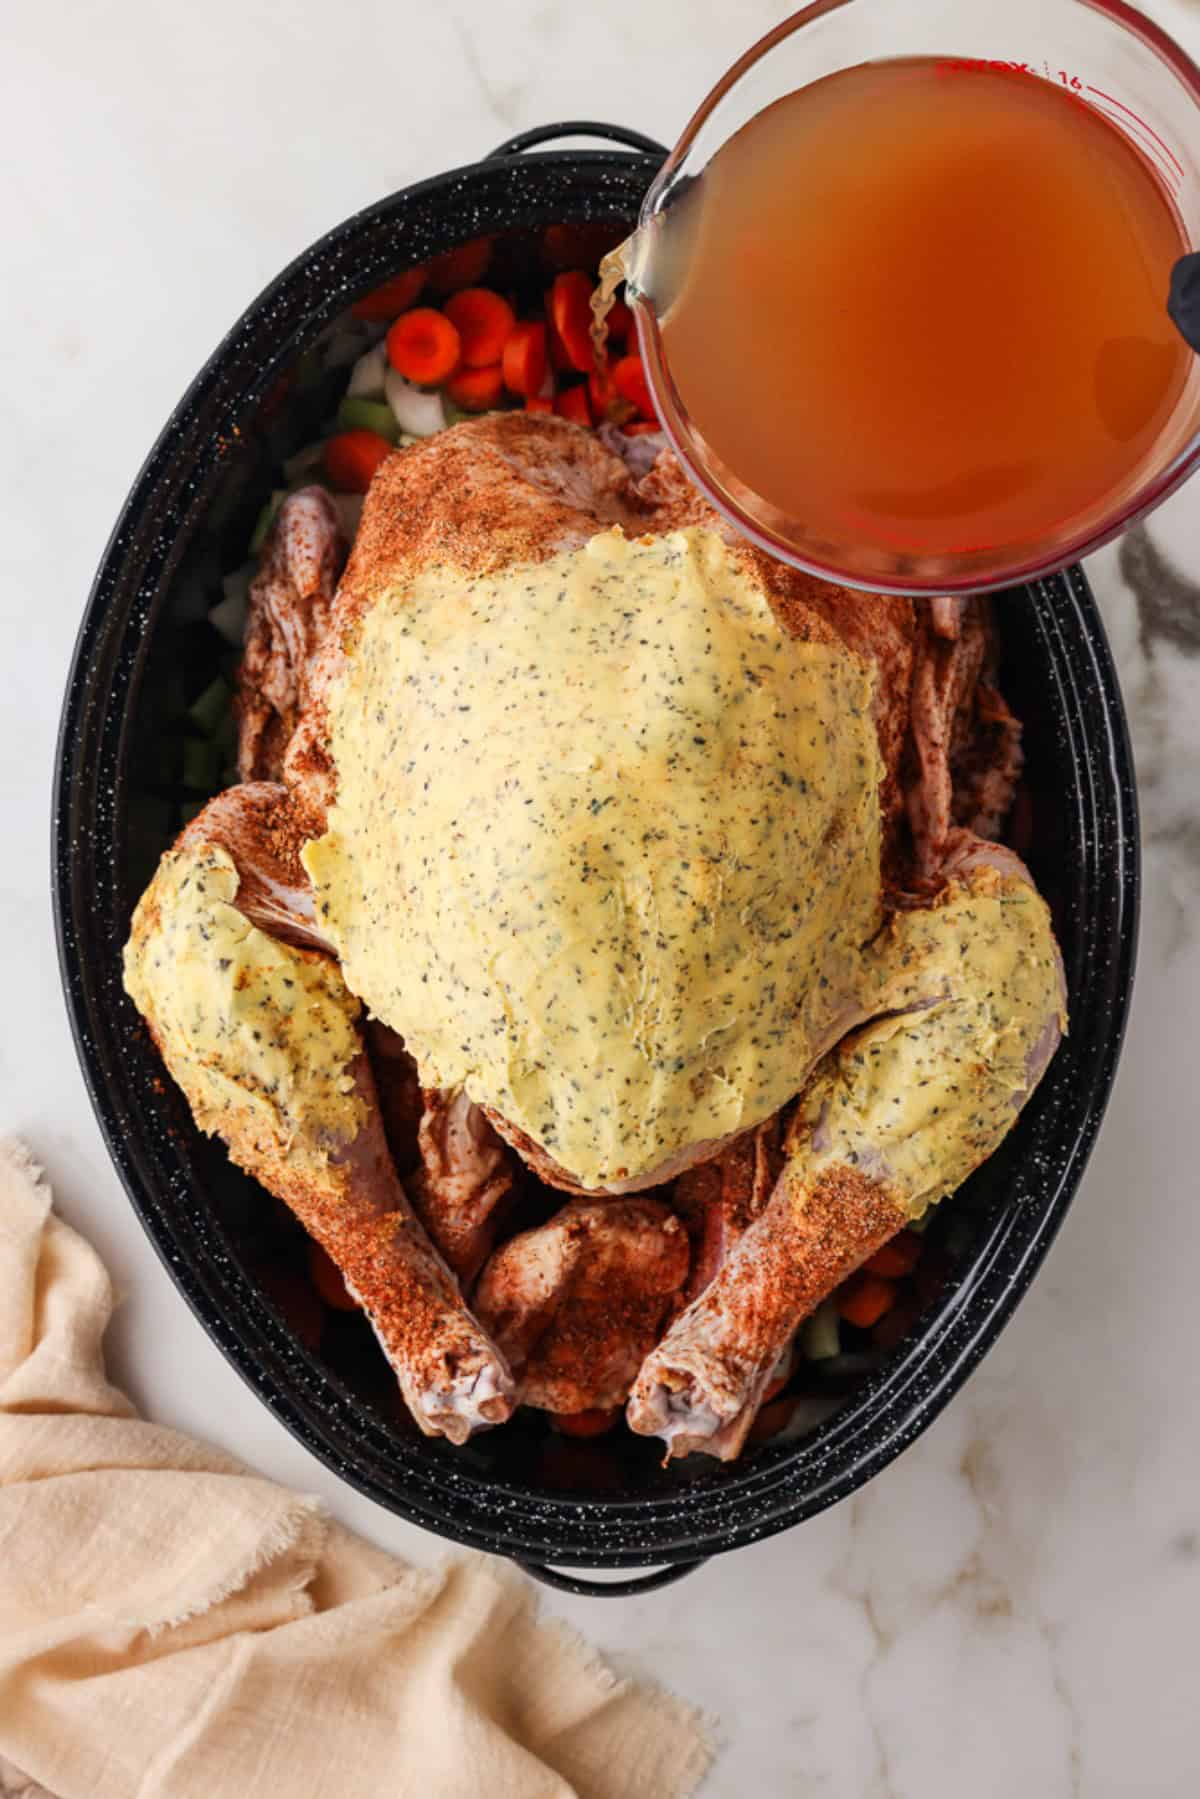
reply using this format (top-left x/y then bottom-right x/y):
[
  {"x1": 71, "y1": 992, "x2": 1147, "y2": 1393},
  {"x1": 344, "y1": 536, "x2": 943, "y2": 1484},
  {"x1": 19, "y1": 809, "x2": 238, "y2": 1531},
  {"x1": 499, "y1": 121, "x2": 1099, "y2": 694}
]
[{"x1": 651, "y1": 58, "x2": 1190, "y2": 567}]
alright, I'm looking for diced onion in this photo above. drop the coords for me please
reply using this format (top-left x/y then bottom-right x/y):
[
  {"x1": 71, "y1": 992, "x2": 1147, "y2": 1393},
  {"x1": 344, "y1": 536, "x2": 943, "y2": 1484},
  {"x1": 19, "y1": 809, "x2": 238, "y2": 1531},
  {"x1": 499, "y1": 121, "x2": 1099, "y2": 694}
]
[
  {"x1": 384, "y1": 366, "x2": 446, "y2": 438},
  {"x1": 209, "y1": 564, "x2": 254, "y2": 646},
  {"x1": 347, "y1": 343, "x2": 389, "y2": 399}
]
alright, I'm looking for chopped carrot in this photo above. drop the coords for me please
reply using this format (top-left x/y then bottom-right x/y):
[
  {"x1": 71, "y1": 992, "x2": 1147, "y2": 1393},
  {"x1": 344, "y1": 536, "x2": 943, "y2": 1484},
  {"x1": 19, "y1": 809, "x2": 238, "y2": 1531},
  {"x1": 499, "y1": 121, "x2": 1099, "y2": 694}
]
[
  {"x1": 555, "y1": 384, "x2": 592, "y2": 426},
  {"x1": 872, "y1": 1298, "x2": 921, "y2": 1354},
  {"x1": 554, "y1": 1406, "x2": 621, "y2": 1438},
  {"x1": 836, "y1": 1273, "x2": 898, "y2": 1330},
  {"x1": 502, "y1": 320, "x2": 548, "y2": 397},
  {"x1": 322, "y1": 429, "x2": 393, "y2": 493},
  {"x1": 443, "y1": 287, "x2": 516, "y2": 368},
  {"x1": 622, "y1": 421, "x2": 661, "y2": 435},
  {"x1": 588, "y1": 366, "x2": 630, "y2": 421},
  {"x1": 612, "y1": 352, "x2": 656, "y2": 419},
  {"x1": 865, "y1": 1231, "x2": 923, "y2": 1280},
  {"x1": 546, "y1": 315, "x2": 573, "y2": 373},
  {"x1": 525, "y1": 395, "x2": 555, "y2": 414},
  {"x1": 351, "y1": 266, "x2": 427, "y2": 321},
  {"x1": 386, "y1": 308, "x2": 461, "y2": 385},
  {"x1": 426, "y1": 236, "x2": 492, "y2": 293},
  {"x1": 747, "y1": 1397, "x2": 798, "y2": 1446},
  {"x1": 309, "y1": 1242, "x2": 358, "y2": 1312},
  {"x1": 606, "y1": 294, "x2": 635, "y2": 341},
  {"x1": 549, "y1": 270, "x2": 598, "y2": 373},
  {"x1": 445, "y1": 362, "x2": 504, "y2": 412}
]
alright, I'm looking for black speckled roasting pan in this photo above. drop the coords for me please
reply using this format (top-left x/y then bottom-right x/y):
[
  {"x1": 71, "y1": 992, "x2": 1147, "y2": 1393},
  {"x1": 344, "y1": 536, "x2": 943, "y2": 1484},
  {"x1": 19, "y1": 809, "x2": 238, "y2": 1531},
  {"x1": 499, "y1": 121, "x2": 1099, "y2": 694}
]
[{"x1": 54, "y1": 123, "x2": 1139, "y2": 1597}]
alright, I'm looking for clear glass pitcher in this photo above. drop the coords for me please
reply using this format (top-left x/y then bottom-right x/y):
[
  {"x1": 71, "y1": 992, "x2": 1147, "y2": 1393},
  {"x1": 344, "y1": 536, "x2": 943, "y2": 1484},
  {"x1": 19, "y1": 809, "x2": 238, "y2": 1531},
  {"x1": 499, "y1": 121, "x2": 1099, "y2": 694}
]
[{"x1": 624, "y1": 0, "x2": 1200, "y2": 594}]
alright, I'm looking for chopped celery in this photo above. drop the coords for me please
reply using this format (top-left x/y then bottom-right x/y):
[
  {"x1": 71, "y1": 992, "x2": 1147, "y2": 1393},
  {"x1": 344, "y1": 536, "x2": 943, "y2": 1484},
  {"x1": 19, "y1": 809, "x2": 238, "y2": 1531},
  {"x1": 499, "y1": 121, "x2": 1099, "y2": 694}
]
[
  {"x1": 187, "y1": 676, "x2": 232, "y2": 737},
  {"x1": 336, "y1": 395, "x2": 398, "y2": 441},
  {"x1": 442, "y1": 399, "x2": 471, "y2": 427},
  {"x1": 182, "y1": 737, "x2": 222, "y2": 792},
  {"x1": 801, "y1": 1300, "x2": 841, "y2": 1362},
  {"x1": 248, "y1": 490, "x2": 285, "y2": 556}
]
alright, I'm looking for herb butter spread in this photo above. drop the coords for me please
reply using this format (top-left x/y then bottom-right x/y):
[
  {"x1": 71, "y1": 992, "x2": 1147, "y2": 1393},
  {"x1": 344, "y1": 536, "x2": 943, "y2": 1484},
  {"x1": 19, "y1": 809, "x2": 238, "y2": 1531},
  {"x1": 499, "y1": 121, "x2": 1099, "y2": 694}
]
[
  {"x1": 799, "y1": 868, "x2": 1066, "y2": 1217},
  {"x1": 303, "y1": 525, "x2": 883, "y2": 1189},
  {"x1": 123, "y1": 843, "x2": 365, "y2": 1168}
]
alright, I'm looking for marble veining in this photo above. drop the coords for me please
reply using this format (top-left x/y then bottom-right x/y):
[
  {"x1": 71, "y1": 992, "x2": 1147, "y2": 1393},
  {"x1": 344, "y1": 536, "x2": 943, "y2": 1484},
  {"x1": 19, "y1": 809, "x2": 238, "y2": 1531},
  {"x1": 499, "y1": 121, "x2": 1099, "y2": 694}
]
[{"x1": 5, "y1": 2, "x2": 1200, "y2": 1794}]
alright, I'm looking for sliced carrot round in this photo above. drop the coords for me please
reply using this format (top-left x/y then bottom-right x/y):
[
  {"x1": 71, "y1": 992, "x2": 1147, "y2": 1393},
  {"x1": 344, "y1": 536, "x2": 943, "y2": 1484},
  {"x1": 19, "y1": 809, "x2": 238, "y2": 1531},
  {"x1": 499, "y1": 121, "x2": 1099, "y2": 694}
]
[
  {"x1": 525, "y1": 394, "x2": 555, "y2": 415},
  {"x1": 622, "y1": 420, "x2": 661, "y2": 436},
  {"x1": 554, "y1": 384, "x2": 592, "y2": 426},
  {"x1": 549, "y1": 270, "x2": 597, "y2": 373},
  {"x1": 546, "y1": 315, "x2": 573, "y2": 374},
  {"x1": 553, "y1": 1406, "x2": 621, "y2": 1438},
  {"x1": 502, "y1": 320, "x2": 548, "y2": 397},
  {"x1": 309, "y1": 1242, "x2": 358, "y2": 1312},
  {"x1": 836, "y1": 1272, "x2": 897, "y2": 1330},
  {"x1": 386, "y1": 308, "x2": 461, "y2": 385},
  {"x1": 865, "y1": 1231, "x2": 922, "y2": 1280},
  {"x1": 427, "y1": 236, "x2": 492, "y2": 293},
  {"x1": 322, "y1": 429, "x2": 392, "y2": 494},
  {"x1": 612, "y1": 352, "x2": 656, "y2": 420},
  {"x1": 445, "y1": 362, "x2": 504, "y2": 412},
  {"x1": 351, "y1": 266, "x2": 426, "y2": 321},
  {"x1": 443, "y1": 287, "x2": 516, "y2": 368}
]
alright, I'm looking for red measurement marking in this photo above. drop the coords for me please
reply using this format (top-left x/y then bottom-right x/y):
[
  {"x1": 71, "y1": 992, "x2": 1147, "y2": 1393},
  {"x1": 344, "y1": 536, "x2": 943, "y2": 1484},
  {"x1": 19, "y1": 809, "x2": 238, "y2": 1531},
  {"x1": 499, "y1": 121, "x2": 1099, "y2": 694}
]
[
  {"x1": 937, "y1": 57, "x2": 1036, "y2": 79},
  {"x1": 1086, "y1": 84, "x2": 1185, "y2": 177},
  {"x1": 1086, "y1": 98, "x2": 1181, "y2": 193}
]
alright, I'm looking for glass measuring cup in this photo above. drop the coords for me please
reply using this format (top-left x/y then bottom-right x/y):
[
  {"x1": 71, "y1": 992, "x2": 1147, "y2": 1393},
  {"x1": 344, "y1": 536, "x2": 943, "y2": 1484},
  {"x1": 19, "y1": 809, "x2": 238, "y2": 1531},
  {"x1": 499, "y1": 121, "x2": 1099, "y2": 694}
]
[{"x1": 626, "y1": 0, "x2": 1200, "y2": 594}]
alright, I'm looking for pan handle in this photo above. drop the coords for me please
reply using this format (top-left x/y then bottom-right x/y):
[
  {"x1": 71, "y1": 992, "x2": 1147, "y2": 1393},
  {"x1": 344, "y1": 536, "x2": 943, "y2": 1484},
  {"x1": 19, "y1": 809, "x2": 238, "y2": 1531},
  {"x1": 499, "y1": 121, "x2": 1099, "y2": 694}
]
[
  {"x1": 489, "y1": 121, "x2": 668, "y2": 161},
  {"x1": 517, "y1": 1557, "x2": 706, "y2": 1597}
]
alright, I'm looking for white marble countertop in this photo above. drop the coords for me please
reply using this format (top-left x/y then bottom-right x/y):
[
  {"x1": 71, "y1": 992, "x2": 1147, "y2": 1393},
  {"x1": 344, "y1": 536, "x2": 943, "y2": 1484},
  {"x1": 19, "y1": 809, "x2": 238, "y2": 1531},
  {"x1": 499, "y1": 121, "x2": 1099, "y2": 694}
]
[{"x1": 6, "y1": 3, "x2": 1200, "y2": 1793}]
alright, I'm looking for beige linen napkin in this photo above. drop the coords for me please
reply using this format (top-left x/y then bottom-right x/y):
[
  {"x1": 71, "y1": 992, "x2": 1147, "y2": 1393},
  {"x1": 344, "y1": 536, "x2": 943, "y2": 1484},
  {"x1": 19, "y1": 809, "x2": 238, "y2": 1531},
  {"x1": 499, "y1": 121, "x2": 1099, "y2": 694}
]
[{"x1": 0, "y1": 1140, "x2": 713, "y2": 1799}]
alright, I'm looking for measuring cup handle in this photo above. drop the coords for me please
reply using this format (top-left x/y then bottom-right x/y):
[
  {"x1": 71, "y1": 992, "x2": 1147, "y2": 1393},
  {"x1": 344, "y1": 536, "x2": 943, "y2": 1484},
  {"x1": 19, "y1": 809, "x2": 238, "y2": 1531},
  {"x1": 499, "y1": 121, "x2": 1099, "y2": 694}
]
[
  {"x1": 1168, "y1": 253, "x2": 1200, "y2": 352},
  {"x1": 488, "y1": 121, "x2": 668, "y2": 161}
]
